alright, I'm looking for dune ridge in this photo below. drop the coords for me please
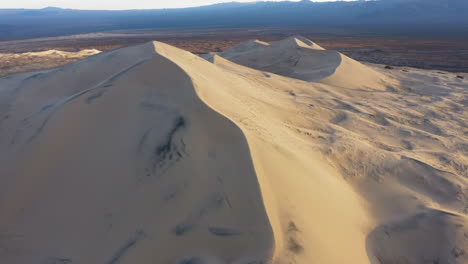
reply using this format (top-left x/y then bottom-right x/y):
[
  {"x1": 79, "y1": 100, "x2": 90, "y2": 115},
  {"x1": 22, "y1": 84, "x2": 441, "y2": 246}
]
[
  {"x1": 214, "y1": 36, "x2": 395, "y2": 91},
  {"x1": 156, "y1": 42, "x2": 373, "y2": 263},
  {"x1": 0, "y1": 37, "x2": 467, "y2": 264}
]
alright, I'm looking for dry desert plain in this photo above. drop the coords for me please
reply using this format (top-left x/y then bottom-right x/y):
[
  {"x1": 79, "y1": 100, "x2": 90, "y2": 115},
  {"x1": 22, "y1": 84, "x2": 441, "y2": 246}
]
[{"x1": 0, "y1": 37, "x2": 467, "y2": 264}]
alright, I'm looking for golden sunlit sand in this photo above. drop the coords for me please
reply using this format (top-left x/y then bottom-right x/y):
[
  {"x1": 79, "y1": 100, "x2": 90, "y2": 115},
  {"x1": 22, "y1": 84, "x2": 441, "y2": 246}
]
[{"x1": 0, "y1": 37, "x2": 466, "y2": 264}]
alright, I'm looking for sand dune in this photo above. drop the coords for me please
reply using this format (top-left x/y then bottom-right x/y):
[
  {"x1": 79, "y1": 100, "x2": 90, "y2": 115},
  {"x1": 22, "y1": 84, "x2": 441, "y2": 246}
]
[
  {"x1": 0, "y1": 49, "x2": 101, "y2": 77},
  {"x1": 0, "y1": 37, "x2": 466, "y2": 264},
  {"x1": 213, "y1": 36, "x2": 394, "y2": 91}
]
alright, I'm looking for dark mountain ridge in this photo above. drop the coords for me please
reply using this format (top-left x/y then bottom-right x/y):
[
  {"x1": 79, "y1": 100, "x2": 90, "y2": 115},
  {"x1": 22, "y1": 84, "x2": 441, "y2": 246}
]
[{"x1": 0, "y1": 0, "x2": 467, "y2": 40}]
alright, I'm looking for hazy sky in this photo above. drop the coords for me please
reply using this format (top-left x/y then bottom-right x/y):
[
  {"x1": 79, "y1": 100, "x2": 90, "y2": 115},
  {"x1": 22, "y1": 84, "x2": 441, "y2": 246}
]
[{"x1": 0, "y1": 0, "x2": 349, "y2": 10}]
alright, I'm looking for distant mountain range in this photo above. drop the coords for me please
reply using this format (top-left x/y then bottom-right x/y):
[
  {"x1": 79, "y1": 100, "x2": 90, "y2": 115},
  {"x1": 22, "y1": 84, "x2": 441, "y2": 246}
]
[{"x1": 1, "y1": 0, "x2": 467, "y2": 40}]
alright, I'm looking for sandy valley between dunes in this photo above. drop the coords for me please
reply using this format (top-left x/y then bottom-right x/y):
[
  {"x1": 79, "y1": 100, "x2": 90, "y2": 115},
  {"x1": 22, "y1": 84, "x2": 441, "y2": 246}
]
[{"x1": 0, "y1": 37, "x2": 466, "y2": 264}]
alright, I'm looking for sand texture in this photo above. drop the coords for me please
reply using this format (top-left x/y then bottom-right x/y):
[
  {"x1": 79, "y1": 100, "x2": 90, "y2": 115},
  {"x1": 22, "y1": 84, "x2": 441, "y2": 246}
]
[{"x1": 0, "y1": 37, "x2": 466, "y2": 264}]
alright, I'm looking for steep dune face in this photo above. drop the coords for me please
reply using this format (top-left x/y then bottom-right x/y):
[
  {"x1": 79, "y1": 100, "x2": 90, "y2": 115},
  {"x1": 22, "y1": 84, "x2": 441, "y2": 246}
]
[
  {"x1": 0, "y1": 42, "x2": 273, "y2": 264},
  {"x1": 157, "y1": 44, "x2": 373, "y2": 264},
  {"x1": 0, "y1": 38, "x2": 467, "y2": 264}
]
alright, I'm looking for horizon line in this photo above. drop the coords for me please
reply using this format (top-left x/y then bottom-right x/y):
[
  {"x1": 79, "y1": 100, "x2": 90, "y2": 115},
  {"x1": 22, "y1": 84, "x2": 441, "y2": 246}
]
[{"x1": 0, "y1": 0, "x2": 362, "y2": 11}]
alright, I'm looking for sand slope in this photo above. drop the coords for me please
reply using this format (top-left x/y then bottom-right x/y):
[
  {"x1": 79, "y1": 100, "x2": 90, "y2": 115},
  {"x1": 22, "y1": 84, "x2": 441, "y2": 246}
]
[
  {"x1": 0, "y1": 43, "x2": 272, "y2": 264},
  {"x1": 0, "y1": 38, "x2": 467, "y2": 264}
]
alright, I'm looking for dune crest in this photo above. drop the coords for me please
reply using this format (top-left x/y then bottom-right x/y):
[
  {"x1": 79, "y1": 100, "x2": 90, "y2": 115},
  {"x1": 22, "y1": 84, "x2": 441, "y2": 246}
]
[
  {"x1": 0, "y1": 38, "x2": 467, "y2": 264},
  {"x1": 269, "y1": 36, "x2": 325, "y2": 50}
]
